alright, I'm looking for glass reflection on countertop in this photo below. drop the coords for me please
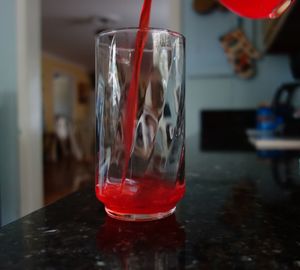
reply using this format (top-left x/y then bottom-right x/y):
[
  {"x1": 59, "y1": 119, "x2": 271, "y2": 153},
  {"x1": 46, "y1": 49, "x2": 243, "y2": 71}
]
[
  {"x1": 96, "y1": 214, "x2": 185, "y2": 270},
  {"x1": 256, "y1": 150, "x2": 300, "y2": 190},
  {"x1": 271, "y1": 157, "x2": 300, "y2": 189}
]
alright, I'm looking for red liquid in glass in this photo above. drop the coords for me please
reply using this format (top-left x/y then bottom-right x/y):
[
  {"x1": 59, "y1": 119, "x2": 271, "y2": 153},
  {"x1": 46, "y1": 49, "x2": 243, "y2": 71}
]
[
  {"x1": 96, "y1": 178, "x2": 185, "y2": 214},
  {"x1": 219, "y1": 0, "x2": 294, "y2": 19}
]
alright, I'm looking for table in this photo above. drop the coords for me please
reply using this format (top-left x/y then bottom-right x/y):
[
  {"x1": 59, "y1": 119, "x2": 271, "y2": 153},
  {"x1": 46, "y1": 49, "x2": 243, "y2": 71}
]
[{"x1": 1, "y1": 140, "x2": 300, "y2": 269}]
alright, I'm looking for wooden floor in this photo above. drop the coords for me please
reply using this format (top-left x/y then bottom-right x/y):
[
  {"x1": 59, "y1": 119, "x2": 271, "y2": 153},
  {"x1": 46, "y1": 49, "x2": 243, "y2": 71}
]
[{"x1": 43, "y1": 157, "x2": 94, "y2": 205}]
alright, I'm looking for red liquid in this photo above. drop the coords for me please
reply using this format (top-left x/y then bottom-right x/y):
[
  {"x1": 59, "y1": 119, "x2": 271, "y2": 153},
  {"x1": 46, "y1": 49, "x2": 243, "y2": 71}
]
[
  {"x1": 96, "y1": 177, "x2": 185, "y2": 214},
  {"x1": 123, "y1": 0, "x2": 152, "y2": 180},
  {"x1": 219, "y1": 0, "x2": 294, "y2": 19}
]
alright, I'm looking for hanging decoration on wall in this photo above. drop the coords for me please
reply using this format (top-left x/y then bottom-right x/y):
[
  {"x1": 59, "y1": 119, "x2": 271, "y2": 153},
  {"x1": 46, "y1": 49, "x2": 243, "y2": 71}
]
[
  {"x1": 219, "y1": 28, "x2": 260, "y2": 79},
  {"x1": 193, "y1": 0, "x2": 227, "y2": 14}
]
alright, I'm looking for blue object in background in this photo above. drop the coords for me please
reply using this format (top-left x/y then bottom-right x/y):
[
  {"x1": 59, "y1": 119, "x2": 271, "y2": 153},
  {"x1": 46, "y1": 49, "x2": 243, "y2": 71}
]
[
  {"x1": 257, "y1": 150, "x2": 283, "y2": 159},
  {"x1": 256, "y1": 106, "x2": 276, "y2": 131}
]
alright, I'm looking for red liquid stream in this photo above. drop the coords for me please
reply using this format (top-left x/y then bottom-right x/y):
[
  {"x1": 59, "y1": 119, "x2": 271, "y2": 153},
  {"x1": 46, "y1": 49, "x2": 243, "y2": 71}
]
[
  {"x1": 122, "y1": 0, "x2": 152, "y2": 181},
  {"x1": 219, "y1": 0, "x2": 294, "y2": 19}
]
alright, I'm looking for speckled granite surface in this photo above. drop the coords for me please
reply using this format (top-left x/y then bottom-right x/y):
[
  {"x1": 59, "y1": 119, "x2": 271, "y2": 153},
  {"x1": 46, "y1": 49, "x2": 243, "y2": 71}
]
[{"x1": 1, "y1": 144, "x2": 300, "y2": 269}]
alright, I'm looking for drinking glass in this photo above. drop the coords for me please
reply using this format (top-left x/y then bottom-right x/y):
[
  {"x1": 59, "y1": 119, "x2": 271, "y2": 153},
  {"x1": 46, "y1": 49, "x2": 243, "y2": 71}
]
[{"x1": 95, "y1": 28, "x2": 185, "y2": 221}]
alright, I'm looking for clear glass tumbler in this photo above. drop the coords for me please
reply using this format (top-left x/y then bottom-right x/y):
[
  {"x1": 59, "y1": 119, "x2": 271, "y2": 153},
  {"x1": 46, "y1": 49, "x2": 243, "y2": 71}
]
[{"x1": 95, "y1": 28, "x2": 185, "y2": 221}]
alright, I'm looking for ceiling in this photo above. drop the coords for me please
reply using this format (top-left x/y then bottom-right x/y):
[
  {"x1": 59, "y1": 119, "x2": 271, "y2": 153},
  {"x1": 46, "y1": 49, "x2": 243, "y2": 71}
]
[{"x1": 42, "y1": 0, "x2": 171, "y2": 72}]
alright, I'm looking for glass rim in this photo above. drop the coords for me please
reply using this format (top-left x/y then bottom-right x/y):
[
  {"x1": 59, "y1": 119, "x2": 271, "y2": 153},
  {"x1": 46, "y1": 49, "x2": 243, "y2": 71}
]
[{"x1": 95, "y1": 27, "x2": 185, "y2": 41}]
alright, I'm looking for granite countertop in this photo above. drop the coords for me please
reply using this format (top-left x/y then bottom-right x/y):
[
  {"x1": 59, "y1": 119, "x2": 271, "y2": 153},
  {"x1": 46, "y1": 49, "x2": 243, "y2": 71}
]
[{"x1": 1, "y1": 141, "x2": 300, "y2": 269}]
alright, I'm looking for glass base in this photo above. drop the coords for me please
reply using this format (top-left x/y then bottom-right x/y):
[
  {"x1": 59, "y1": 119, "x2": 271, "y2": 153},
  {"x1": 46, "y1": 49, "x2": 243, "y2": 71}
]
[{"x1": 105, "y1": 207, "x2": 176, "y2": 222}]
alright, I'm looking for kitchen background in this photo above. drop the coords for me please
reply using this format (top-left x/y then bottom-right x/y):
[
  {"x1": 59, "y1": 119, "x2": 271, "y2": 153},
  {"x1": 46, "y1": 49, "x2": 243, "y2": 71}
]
[{"x1": 1, "y1": 0, "x2": 299, "y2": 226}]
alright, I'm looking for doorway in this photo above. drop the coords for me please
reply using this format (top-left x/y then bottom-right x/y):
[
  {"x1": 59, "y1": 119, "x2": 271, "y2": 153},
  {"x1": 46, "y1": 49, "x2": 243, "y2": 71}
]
[
  {"x1": 42, "y1": 57, "x2": 94, "y2": 205},
  {"x1": 53, "y1": 73, "x2": 74, "y2": 120}
]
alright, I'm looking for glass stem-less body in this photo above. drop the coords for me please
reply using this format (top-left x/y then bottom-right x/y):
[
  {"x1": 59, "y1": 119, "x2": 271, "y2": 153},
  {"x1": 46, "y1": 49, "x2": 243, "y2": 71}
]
[{"x1": 95, "y1": 28, "x2": 185, "y2": 221}]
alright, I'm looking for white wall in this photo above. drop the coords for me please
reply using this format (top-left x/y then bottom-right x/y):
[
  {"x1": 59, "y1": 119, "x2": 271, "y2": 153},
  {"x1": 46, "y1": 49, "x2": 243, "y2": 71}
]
[
  {"x1": 0, "y1": 0, "x2": 43, "y2": 225},
  {"x1": 182, "y1": 0, "x2": 294, "y2": 138},
  {"x1": 0, "y1": 0, "x2": 20, "y2": 225}
]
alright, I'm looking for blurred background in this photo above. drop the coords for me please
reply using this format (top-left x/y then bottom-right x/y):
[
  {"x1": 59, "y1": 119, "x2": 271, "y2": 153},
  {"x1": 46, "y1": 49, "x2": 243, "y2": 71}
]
[{"x1": 1, "y1": 0, "x2": 299, "y2": 226}]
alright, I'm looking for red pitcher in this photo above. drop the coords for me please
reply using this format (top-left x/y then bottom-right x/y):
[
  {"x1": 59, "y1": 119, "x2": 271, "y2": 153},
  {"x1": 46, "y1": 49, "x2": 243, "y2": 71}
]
[{"x1": 219, "y1": 0, "x2": 294, "y2": 18}]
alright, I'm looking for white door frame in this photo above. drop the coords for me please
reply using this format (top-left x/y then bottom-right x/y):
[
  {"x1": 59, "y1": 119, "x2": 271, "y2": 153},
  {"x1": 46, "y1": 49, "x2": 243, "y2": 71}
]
[
  {"x1": 169, "y1": 0, "x2": 182, "y2": 32},
  {"x1": 16, "y1": 0, "x2": 43, "y2": 217}
]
